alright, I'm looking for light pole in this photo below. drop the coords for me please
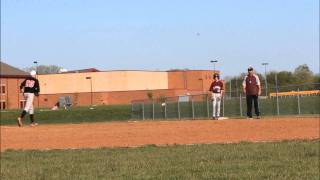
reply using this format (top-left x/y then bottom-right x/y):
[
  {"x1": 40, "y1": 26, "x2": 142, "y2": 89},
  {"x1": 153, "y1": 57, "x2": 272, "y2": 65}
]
[
  {"x1": 210, "y1": 60, "x2": 218, "y2": 73},
  {"x1": 86, "y1": 77, "x2": 93, "y2": 106},
  {"x1": 262, "y1": 62, "x2": 269, "y2": 97},
  {"x1": 33, "y1": 61, "x2": 38, "y2": 74}
]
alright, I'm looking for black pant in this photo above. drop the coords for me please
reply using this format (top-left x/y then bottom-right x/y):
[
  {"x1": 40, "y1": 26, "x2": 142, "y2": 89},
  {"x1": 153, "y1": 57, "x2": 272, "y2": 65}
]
[{"x1": 246, "y1": 95, "x2": 260, "y2": 118}]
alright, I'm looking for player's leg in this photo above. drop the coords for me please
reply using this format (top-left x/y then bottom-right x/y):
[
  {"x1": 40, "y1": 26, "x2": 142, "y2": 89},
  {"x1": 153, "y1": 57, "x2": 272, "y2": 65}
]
[
  {"x1": 17, "y1": 93, "x2": 30, "y2": 126},
  {"x1": 216, "y1": 94, "x2": 221, "y2": 119},
  {"x1": 28, "y1": 94, "x2": 38, "y2": 126},
  {"x1": 246, "y1": 95, "x2": 253, "y2": 118},
  {"x1": 212, "y1": 94, "x2": 217, "y2": 119},
  {"x1": 253, "y1": 95, "x2": 260, "y2": 118}
]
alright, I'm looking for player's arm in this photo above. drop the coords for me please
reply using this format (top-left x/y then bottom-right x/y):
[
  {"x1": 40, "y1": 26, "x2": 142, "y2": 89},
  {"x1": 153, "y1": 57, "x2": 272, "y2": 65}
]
[
  {"x1": 20, "y1": 80, "x2": 26, "y2": 92},
  {"x1": 221, "y1": 81, "x2": 225, "y2": 96},
  {"x1": 255, "y1": 75, "x2": 261, "y2": 96},
  {"x1": 242, "y1": 77, "x2": 247, "y2": 94},
  {"x1": 34, "y1": 79, "x2": 40, "y2": 96},
  {"x1": 35, "y1": 79, "x2": 40, "y2": 93},
  {"x1": 208, "y1": 82, "x2": 213, "y2": 99}
]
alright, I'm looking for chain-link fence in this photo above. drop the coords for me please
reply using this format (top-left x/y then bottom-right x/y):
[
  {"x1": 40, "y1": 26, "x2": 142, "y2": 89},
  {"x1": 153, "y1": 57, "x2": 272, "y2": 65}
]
[{"x1": 131, "y1": 84, "x2": 320, "y2": 120}]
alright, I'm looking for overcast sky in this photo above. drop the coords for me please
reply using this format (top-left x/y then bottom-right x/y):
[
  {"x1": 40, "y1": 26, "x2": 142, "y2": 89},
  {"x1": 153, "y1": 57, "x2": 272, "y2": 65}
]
[{"x1": 1, "y1": 0, "x2": 319, "y2": 77}]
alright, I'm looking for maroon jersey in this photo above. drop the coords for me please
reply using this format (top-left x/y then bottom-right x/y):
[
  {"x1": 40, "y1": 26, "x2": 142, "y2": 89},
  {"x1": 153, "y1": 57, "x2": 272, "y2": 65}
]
[
  {"x1": 209, "y1": 80, "x2": 224, "y2": 93},
  {"x1": 242, "y1": 74, "x2": 260, "y2": 95}
]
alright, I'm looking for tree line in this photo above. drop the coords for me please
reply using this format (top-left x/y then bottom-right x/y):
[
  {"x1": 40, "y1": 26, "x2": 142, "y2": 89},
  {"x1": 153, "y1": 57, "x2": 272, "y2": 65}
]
[{"x1": 224, "y1": 64, "x2": 319, "y2": 96}]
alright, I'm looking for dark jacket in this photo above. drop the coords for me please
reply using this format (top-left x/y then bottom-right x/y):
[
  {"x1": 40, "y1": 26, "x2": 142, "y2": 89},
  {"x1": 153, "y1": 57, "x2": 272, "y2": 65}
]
[{"x1": 20, "y1": 76, "x2": 40, "y2": 94}]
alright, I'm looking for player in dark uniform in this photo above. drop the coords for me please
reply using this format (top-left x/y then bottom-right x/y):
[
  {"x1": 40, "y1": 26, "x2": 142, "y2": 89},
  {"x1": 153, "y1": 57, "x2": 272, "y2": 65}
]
[
  {"x1": 17, "y1": 70, "x2": 40, "y2": 127},
  {"x1": 209, "y1": 73, "x2": 224, "y2": 120},
  {"x1": 242, "y1": 66, "x2": 261, "y2": 119}
]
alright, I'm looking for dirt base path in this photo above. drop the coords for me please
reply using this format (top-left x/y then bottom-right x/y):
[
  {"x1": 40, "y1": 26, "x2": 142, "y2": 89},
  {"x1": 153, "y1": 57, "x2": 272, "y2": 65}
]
[{"x1": 1, "y1": 117, "x2": 319, "y2": 152}]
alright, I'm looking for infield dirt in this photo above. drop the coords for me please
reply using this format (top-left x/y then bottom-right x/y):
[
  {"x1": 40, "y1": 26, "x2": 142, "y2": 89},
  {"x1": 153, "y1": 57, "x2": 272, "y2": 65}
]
[{"x1": 1, "y1": 117, "x2": 319, "y2": 152}]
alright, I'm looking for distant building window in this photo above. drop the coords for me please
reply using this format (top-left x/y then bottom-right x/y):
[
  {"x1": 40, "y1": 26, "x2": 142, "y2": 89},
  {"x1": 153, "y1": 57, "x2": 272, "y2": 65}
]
[
  {"x1": 0, "y1": 85, "x2": 5, "y2": 94},
  {"x1": 20, "y1": 100, "x2": 26, "y2": 109},
  {"x1": 0, "y1": 101, "x2": 6, "y2": 110}
]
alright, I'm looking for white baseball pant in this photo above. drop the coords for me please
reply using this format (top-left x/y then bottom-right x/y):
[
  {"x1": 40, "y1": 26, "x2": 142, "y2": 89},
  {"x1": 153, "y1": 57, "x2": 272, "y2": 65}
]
[
  {"x1": 212, "y1": 93, "x2": 222, "y2": 118},
  {"x1": 24, "y1": 93, "x2": 35, "y2": 114}
]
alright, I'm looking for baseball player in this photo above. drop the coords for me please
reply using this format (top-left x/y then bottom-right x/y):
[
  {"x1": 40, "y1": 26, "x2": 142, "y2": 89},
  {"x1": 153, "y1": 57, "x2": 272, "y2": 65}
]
[
  {"x1": 209, "y1": 73, "x2": 224, "y2": 120},
  {"x1": 242, "y1": 66, "x2": 261, "y2": 119},
  {"x1": 17, "y1": 70, "x2": 40, "y2": 127}
]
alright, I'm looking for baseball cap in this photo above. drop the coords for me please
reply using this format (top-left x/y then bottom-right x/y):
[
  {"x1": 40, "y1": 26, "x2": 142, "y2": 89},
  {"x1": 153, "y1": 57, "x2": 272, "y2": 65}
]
[
  {"x1": 247, "y1": 66, "x2": 254, "y2": 71},
  {"x1": 30, "y1": 70, "x2": 37, "y2": 76},
  {"x1": 213, "y1": 73, "x2": 220, "y2": 78}
]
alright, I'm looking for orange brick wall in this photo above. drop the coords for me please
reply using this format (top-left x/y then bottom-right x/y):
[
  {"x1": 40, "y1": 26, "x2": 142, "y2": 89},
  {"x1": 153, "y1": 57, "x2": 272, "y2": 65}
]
[
  {"x1": 2, "y1": 70, "x2": 220, "y2": 109},
  {"x1": 168, "y1": 70, "x2": 217, "y2": 92},
  {"x1": 38, "y1": 89, "x2": 181, "y2": 108}
]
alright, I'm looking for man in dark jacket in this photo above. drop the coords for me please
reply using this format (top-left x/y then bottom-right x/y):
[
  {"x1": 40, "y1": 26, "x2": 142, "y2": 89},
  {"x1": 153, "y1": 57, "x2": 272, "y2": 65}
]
[{"x1": 242, "y1": 66, "x2": 261, "y2": 119}]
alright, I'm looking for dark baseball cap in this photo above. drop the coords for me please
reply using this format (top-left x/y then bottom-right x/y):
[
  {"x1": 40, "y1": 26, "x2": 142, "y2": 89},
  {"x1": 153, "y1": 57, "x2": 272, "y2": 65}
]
[
  {"x1": 213, "y1": 73, "x2": 220, "y2": 78},
  {"x1": 248, "y1": 66, "x2": 254, "y2": 71}
]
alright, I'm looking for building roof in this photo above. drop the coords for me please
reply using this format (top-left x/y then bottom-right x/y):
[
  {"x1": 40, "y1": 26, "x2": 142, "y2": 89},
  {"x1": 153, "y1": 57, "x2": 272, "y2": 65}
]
[
  {"x1": 62, "y1": 68, "x2": 100, "y2": 73},
  {"x1": 0, "y1": 61, "x2": 29, "y2": 78}
]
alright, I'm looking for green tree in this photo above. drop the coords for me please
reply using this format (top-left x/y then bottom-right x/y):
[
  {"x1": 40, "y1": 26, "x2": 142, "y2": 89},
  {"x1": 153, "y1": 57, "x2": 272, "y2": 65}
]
[{"x1": 293, "y1": 64, "x2": 313, "y2": 84}]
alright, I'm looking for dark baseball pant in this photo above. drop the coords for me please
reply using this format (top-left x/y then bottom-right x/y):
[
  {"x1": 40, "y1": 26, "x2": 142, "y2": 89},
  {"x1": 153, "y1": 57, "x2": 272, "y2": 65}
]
[{"x1": 246, "y1": 95, "x2": 260, "y2": 118}]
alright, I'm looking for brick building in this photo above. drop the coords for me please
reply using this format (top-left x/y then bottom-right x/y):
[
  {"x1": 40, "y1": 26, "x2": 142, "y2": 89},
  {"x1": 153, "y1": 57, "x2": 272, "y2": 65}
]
[
  {"x1": 0, "y1": 62, "x2": 30, "y2": 110},
  {"x1": 1, "y1": 62, "x2": 218, "y2": 109}
]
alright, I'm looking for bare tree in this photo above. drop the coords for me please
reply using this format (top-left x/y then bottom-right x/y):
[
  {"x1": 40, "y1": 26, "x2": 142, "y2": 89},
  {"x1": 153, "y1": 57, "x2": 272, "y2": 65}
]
[{"x1": 23, "y1": 65, "x2": 63, "y2": 74}]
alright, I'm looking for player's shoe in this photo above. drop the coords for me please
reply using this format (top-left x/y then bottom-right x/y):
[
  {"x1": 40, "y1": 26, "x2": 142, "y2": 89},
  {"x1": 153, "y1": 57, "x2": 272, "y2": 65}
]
[
  {"x1": 246, "y1": 117, "x2": 253, "y2": 120},
  {"x1": 30, "y1": 123, "x2": 38, "y2": 127},
  {"x1": 17, "y1": 117, "x2": 23, "y2": 127},
  {"x1": 256, "y1": 116, "x2": 261, "y2": 119}
]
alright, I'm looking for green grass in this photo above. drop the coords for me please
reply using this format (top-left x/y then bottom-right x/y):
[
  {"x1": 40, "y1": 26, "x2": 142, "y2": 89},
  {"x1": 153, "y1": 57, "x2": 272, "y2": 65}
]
[
  {"x1": 1, "y1": 140, "x2": 319, "y2": 179},
  {"x1": 0, "y1": 105, "x2": 131, "y2": 126},
  {"x1": 1, "y1": 96, "x2": 319, "y2": 125}
]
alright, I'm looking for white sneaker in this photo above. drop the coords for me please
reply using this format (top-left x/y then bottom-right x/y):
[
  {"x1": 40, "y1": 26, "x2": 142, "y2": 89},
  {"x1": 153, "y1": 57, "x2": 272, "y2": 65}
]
[
  {"x1": 30, "y1": 123, "x2": 38, "y2": 127},
  {"x1": 17, "y1": 117, "x2": 23, "y2": 127}
]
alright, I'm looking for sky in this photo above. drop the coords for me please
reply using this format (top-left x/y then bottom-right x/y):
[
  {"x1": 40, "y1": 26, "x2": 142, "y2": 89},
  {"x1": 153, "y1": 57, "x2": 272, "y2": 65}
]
[{"x1": 1, "y1": 0, "x2": 319, "y2": 77}]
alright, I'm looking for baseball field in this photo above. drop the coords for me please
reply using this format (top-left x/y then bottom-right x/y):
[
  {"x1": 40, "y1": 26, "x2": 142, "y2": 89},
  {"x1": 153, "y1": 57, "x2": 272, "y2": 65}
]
[{"x1": 1, "y1": 116, "x2": 319, "y2": 179}]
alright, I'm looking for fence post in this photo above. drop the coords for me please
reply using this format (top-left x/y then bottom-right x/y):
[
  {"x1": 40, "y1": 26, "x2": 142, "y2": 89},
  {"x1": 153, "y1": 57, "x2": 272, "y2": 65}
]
[
  {"x1": 239, "y1": 93, "x2": 243, "y2": 117},
  {"x1": 152, "y1": 100, "x2": 155, "y2": 120},
  {"x1": 178, "y1": 99, "x2": 181, "y2": 119},
  {"x1": 297, "y1": 88, "x2": 301, "y2": 115},
  {"x1": 164, "y1": 100, "x2": 167, "y2": 119},
  {"x1": 275, "y1": 73, "x2": 280, "y2": 116},
  {"x1": 229, "y1": 80, "x2": 232, "y2": 97},
  {"x1": 131, "y1": 103, "x2": 133, "y2": 119},
  {"x1": 222, "y1": 95, "x2": 225, "y2": 117},
  {"x1": 191, "y1": 96, "x2": 195, "y2": 119},
  {"x1": 206, "y1": 94, "x2": 210, "y2": 118},
  {"x1": 142, "y1": 102, "x2": 145, "y2": 120}
]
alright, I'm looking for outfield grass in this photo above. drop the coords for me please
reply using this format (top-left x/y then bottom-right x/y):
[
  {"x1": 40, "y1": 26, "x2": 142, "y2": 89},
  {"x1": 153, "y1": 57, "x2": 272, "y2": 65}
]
[
  {"x1": 1, "y1": 140, "x2": 319, "y2": 179},
  {"x1": 1, "y1": 96, "x2": 319, "y2": 125},
  {"x1": 0, "y1": 105, "x2": 131, "y2": 126}
]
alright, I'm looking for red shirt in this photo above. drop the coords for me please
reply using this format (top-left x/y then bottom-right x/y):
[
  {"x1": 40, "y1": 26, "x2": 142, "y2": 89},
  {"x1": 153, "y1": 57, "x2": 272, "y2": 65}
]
[
  {"x1": 242, "y1": 74, "x2": 260, "y2": 95},
  {"x1": 209, "y1": 80, "x2": 224, "y2": 93}
]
